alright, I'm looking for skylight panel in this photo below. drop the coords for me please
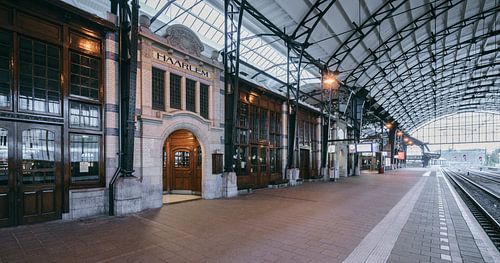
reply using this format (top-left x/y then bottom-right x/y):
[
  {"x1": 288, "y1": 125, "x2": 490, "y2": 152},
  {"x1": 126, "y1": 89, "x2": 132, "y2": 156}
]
[
  {"x1": 198, "y1": 23, "x2": 210, "y2": 35},
  {"x1": 168, "y1": 3, "x2": 181, "y2": 18},
  {"x1": 205, "y1": 27, "x2": 216, "y2": 39},
  {"x1": 174, "y1": 10, "x2": 189, "y2": 24},
  {"x1": 244, "y1": 51, "x2": 258, "y2": 62},
  {"x1": 213, "y1": 14, "x2": 224, "y2": 28},
  {"x1": 139, "y1": 0, "x2": 319, "y2": 90},
  {"x1": 245, "y1": 39, "x2": 260, "y2": 50},
  {"x1": 182, "y1": 0, "x2": 197, "y2": 6},
  {"x1": 149, "y1": 0, "x2": 161, "y2": 9},
  {"x1": 190, "y1": 1, "x2": 204, "y2": 15},
  {"x1": 186, "y1": 15, "x2": 200, "y2": 28},
  {"x1": 251, "y1": 56, "x2": 265, "y2": 67}
]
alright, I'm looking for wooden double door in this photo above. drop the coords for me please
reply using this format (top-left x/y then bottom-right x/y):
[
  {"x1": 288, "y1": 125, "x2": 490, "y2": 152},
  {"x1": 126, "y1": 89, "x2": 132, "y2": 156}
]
[
  {"x1": 249, "y1": 146, "x2": 269, "y2": 188},
  {"x1": 300, "y1": 149, "x2": 311, "y2": 179},
  {"x1": 163, "y1": 130, "x2": 202, "y2": 194},
  {"x1": 0, "y1": 121, "x2": 61, "y2": 227}
]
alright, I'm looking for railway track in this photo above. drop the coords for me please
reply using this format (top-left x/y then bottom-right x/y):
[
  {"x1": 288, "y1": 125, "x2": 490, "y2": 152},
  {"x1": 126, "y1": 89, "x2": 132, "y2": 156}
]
[
  {"x1": 468, "y1": 170, "x2": 500, "y2": 185},
  {"x1": 442, "y1": 168, "x2": 500, "y2": 251}
]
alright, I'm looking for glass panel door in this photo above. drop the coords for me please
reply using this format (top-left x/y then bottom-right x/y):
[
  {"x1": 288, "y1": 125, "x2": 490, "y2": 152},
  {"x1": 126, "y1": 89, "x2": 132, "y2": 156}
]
[
  {"x1": 171, "y1": 148, "x2": 192, "y2": 190},
  {"x1": 250, "y1": 146, "x2": 258, "y2": 187},
  {"x1": 0, "y1": 129, "x2": 8, "y2": 185},
  {"x1": 0, "y1": 122, "x2": 13, "y2": 227},
  {"x1": 17, "y1": 123, "x2": 61, "y2": 224},
  {"x1": 21, "y1": 129, "x2": 56, "y2": 184},
  {"x1": 258, "y1": 147, "x2": 269, "y2": 187}
]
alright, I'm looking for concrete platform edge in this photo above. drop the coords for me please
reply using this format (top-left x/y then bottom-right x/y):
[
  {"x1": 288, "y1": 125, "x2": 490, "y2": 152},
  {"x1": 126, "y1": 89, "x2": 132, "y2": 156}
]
[{"x1": 441, "y1": 169, "x2": 500, "y2": 263}]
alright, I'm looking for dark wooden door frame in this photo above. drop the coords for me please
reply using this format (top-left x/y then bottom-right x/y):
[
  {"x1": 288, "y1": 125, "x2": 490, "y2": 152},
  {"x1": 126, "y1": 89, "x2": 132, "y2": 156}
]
[
  {"x1": 163, "y1": 130, "x2": 201, "y2": 194},
  {"x1": 249, "y1": 145, "x2": 270, "y2": 188},
  {"x1": 170, "y1": 146, "x2": 194, "y2": 191},
  {"x1": 258, "y1": 146, "x2": 269, "y2": 187},
  {"x1": 16, "y1": 122, "x2": 62, "y2": 225},
  {"x1": 300, "y1": 148, "x2": 311, "y2": 179},
  {"x1": 0, "y1": 121, "x2": 62, "y2": 227},
  {"x1": 0, "y1": 121, "x2": 14, "y2": 227}
]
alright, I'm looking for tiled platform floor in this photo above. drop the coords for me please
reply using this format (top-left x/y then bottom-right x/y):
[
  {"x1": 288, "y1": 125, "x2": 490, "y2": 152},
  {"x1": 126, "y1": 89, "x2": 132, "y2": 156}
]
[{"x1": 0, "y1": 168, "x2": 497, "y2": 263}]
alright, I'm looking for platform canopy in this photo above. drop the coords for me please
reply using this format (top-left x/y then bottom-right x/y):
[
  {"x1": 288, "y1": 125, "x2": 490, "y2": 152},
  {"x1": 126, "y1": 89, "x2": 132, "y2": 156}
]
[{"x1": 141, "y1": 0, "x2": 499, "y2": 131}]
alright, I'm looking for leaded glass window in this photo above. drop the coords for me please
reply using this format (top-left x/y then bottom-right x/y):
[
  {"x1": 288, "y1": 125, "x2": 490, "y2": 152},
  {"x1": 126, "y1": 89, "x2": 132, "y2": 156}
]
[
  {"x1": 170, "y1": 73, "x2": 181, "y2": 109},
  {"x1": 259, "y1": 108, "x2": 268, "y2": 141},
  {"x1": 152, "y1": 67, "x2": 165, "y2": 110},
  {"x1": 186, "y1": 78, "x2": 196, "y2": 112},
  {"x1": 174, "y1": 151, "x2": 190, "y2": 167},
  {"x1": 250, "y1": 105, "x2": 259, "y2": 142},
  {"x1": 200, "y1": 83, "x2": 209, "y2": 118},
  {"x1": 0, "y1": 30, "x2": 11, "y2": 108},
  {"x1": 70, "y1": 52, "x2": 99, "y2": 100},
  {"x1": 260, "y1": 147, "x2": 267, "y2": 173},
  {"x1": 238, "y1": 102, "x2": 248, "y2": 128},
  {"x1": 70, "y1": 134, "x2": 100, "y2": 183},
  {"x1": 19, "y1": 37, "x2": 61, "y2": 114},
  {"x1": 69, "y1": 101, "x2": 100, "y2": 129}
]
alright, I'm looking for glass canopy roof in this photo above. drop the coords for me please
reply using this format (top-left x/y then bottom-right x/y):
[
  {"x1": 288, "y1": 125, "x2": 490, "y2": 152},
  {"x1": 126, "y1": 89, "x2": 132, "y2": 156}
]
[
  {"x1": 141, "y1": 0, "x2": 318, "y2": 95},
  {"x1": 66, "y1": 0, "x2": 500, "y2": 132},
  {"x1": 231, "y1": 0, "x2": 499, "y2": 131}
]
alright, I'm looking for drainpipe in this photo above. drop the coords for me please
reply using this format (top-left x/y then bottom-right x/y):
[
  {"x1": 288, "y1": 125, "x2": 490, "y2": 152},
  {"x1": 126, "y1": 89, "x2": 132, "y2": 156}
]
[{"x1": 108, "y1": 0, "x2": 139, "y2": 216}]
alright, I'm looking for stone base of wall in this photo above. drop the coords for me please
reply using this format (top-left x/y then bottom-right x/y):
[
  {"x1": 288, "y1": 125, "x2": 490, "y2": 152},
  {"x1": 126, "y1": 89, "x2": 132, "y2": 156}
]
[
  {"x1": 321, "y1": 167, "x2": 329, "y2": 181},
  {"x1": 287, "y1": 168, "x2": 301, "y2": 186},
  {"x1": 330, "y1": 168, "x2": 339, "y2": 180},
  {"x1": 63, "y1": 188, "x2": 107, "y2": 220},
  {"x1": 114, "y1": 177, "x2": 142, "y2": 216},
  {"x1": 222, "y1": 172, "x2": 238, "y2": 198},
  {"x1": 141, "y1": 183, "x2": 163, "y2": 210}
]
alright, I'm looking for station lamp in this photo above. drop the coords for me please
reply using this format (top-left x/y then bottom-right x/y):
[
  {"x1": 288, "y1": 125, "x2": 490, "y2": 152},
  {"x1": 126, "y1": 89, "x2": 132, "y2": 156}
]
[
  {"x1": 397, "y1": 131, "x2": 403, "y2": 137},
  {"x1": 403, "y1": 137, "x2": 409, "y2": 142},
  {"x1": 322, "y1": 69, "x2": 340, "y2": 87}
]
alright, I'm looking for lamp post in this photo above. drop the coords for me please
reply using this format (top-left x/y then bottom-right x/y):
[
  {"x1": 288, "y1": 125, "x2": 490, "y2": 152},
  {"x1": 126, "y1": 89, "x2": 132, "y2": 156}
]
[
  {"x1": 396, "y1": 130, "x2": 403, "y2": 168},
  {"x1": 321, "y1": 69, "x2": 338, "y2": 180}
]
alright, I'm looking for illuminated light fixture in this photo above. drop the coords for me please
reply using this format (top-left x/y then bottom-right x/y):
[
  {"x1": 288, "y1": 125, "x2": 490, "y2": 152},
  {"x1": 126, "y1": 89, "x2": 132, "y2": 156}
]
[
  {"x1": 323, "y1": 77, "x2": 336, "y2": 85},
  {"x1": 397, "y1": 131, "x2": 403, "y2": 136},
  {"x1": 403, "y1": 137, "x2": 409, "y2": 142},
  {"x1": 77, "y1": 38, "x2": 99, "y2": 54},
  {"x1": 322, "y1": 69, "x2": 340, "y2": 86},
  {"x1": 385, "y1": 122, "x2": 392, "y2": 129},
  {"x1": 408, "y1": 141, "x2": 413, "y2": 145},
  {"x1": 246, "y1": 92, "x2": 258, "y2": 104}
]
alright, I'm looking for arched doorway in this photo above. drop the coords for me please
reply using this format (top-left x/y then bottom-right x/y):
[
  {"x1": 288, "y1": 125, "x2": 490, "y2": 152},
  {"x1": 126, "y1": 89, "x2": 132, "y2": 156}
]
[{"x1": 163, "y1": 130, "x2": 202, "y2": 195}]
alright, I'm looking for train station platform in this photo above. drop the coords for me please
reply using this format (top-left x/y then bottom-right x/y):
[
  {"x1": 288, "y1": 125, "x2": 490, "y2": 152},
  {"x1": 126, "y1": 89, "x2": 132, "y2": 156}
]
[{"x1": 0, "y1": 169, "x2": 498, "y2": 263}]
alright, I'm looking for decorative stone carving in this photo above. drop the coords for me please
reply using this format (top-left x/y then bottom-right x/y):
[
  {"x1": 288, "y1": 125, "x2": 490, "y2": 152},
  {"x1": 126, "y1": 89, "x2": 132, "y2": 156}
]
[
  {"x1": 163, "y1": 24, "x2": 204, "y2": 57},
  {"x1": 211, "y1": 50, "x2": 220, "y2": 61},
  {"x1": 139, "y1": 14, "x2": 151, "y2": 29}
]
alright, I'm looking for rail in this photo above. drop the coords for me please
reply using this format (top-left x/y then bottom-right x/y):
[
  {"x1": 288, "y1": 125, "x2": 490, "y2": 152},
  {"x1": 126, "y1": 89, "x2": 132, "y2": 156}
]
[
  {"x1": 458, "y1": 171, "x2": 500, "y2": 200},
  {"x1": 442, "y1": 168, "x2": 500, "y2": 250}
]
